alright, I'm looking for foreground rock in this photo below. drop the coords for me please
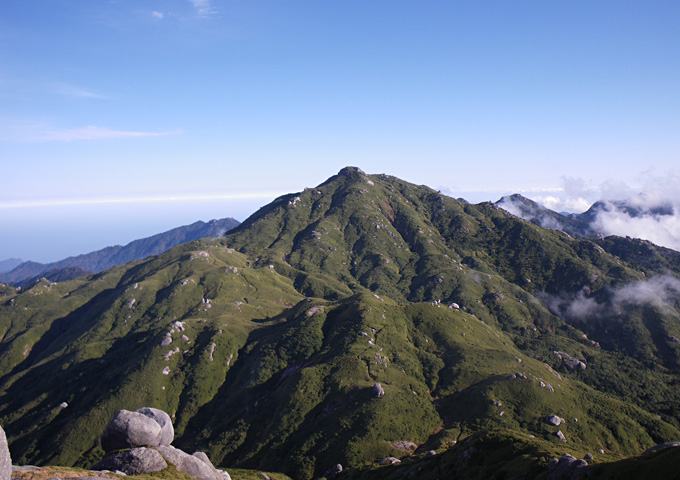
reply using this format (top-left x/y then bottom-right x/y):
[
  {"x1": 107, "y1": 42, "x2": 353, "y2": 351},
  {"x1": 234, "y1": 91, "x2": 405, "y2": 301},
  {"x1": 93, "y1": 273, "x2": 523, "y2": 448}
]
[
  {"x1": 136, "y1": 407, "x2": 174, "y2": 446},
  {"x1": 92, "y1": 448, "x2": 168, "y2": 475},
  {"x1": 0, "y1": 425, "x2": 11, "y2": 480},
  {"x1": 101, "y1": 408, "x2": 174, "y2": 452},
  {"x1": 155, "y1": 446, "x2": 222, "y2": 480},
  {"x1": 95, "y1": 408, "x2": 229, "y2": 480}
]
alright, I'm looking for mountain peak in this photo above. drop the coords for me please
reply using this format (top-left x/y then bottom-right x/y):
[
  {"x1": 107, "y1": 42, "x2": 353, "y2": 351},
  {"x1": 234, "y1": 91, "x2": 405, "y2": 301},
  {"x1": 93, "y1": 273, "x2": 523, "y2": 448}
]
[{"x1": 337, "y1": 166, "x2": 365, "y2": 177}]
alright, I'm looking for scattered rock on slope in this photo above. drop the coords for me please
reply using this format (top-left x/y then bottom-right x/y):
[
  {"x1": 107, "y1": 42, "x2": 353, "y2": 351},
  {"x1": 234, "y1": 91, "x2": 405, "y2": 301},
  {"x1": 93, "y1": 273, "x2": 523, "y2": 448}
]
[{"x1": 545, "y1": 414, "x2": 565, "y2": 426}]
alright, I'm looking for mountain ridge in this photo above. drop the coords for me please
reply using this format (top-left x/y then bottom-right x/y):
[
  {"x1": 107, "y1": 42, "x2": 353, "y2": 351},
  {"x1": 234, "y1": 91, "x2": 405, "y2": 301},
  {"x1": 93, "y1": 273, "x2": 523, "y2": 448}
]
[{"x1": 0, "y1": 218, "x2": 240, "y2": 286}]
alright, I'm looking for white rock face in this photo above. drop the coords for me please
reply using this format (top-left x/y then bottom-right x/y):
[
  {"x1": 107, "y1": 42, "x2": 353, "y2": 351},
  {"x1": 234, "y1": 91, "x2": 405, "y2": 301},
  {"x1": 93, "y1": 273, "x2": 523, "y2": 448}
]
[{"x1": 0, "y1": 425, "x2": 11, "y2": 480}]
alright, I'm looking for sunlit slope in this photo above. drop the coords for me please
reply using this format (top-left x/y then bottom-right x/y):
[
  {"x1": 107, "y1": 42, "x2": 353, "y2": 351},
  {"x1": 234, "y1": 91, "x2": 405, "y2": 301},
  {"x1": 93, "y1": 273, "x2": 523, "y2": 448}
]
[
  {"x1": 1, "y1": 167, "x2": 680, "y2": 480},
  {"x1": 0, "y1": 240, "x2": 304, "y2": 466}
]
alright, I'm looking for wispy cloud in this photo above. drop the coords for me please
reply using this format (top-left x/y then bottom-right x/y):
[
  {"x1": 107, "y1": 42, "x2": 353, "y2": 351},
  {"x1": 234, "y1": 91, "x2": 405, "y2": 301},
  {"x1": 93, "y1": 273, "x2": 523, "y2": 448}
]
[
  {"x1": 539, "y1": 275, "x2": 680, "y2": 322},
  {"x1": 0, "y1": 192, "x2": 285, "y2": 210},
  {"x1": 41, "y1": 126, "x2": 183, "y2": 141},
  {"x1": 151, "y1": 11, "x2": 164, "y2": 19},
  {"x1": 189, "y1": 0, "x2": 217, "y2": 17},
  {"x1": 53, "y1": 83, "x2": 109, "y2": 100}
]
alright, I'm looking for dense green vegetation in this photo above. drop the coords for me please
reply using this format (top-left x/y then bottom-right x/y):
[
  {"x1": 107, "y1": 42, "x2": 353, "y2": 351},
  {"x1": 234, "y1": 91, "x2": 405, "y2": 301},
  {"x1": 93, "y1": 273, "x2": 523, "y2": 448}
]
[{"x1": 2, "y1": 167, "x2": 680, "y2": 479}]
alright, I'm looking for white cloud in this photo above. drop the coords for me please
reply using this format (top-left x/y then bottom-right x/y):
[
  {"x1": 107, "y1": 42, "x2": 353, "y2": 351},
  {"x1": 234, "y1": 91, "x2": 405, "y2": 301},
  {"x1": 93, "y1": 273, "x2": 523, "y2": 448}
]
[
  {"x1": 152, "y1": 11, "x2": 164, "y2": 19},
  {"x1": 41, "y1": 126, "x2": 182, "y2": 141},
  {"x1": 189, "y1": 0, "x2": 217, "y2": 17}
]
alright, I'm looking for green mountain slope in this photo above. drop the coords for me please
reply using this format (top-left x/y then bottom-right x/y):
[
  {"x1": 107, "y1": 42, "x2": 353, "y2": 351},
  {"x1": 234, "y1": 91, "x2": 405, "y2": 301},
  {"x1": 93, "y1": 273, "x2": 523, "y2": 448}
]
[{"x1": 1, "y1": 167, "x2": 680, "y2": 480}]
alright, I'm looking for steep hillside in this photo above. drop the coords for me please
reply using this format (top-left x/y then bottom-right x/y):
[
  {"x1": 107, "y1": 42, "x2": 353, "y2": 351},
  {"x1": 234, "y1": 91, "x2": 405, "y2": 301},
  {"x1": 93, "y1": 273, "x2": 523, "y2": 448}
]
[
  {"x1": 0, "y1": 218, "x2": 240, "y2": 285},
  {"x1": 1, "y1": 168, "x2": 680, "y2": 480}
]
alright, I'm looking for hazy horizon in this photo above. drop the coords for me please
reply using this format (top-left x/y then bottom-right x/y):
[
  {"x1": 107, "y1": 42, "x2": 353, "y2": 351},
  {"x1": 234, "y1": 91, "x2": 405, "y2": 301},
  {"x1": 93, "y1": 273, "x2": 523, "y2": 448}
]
[{"x1": 2, "y1": 1, "x2": 679, "y2": 262}]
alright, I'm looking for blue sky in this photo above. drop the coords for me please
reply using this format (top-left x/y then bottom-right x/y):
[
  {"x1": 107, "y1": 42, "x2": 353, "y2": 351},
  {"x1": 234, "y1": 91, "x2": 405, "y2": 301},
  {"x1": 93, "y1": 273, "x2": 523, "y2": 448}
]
[{"x1": 1, "y1": 1, "x2": 679, "y2": 262}]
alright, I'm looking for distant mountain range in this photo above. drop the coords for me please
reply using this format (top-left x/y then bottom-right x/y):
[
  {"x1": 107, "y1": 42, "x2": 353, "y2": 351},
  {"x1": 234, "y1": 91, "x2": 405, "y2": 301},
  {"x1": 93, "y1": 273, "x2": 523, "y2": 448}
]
[
  {"x1": 0, "y1": 258, "x2": 22, "y2": 273},
  {"x1": 2, "y1": 167, "x2": 680, "y2": 480},
  {"x1": 0, "y1": 218, "x2": 240, "y2": 286},
  {"x1": 496, "y1": 193, "x2": 679, "y2": 245}
]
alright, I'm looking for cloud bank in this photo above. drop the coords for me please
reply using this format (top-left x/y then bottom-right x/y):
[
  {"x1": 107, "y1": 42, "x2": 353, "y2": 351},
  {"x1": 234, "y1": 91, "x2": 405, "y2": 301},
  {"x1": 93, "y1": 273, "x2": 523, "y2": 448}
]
[
  {"x1": 591, "y1": 197, "x2": 680, "y2": 252},
  {"x1": 522, "y1": 173, "x2": 680, "y2": 252}
]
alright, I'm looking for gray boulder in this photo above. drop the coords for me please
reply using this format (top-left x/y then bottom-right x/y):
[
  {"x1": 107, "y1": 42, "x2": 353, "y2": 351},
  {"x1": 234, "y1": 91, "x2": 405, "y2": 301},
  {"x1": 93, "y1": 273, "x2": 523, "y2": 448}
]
[
  {"x1": 136, "y1": 407, "x2": 174, "y2": 446},
  {"x1": 92, "y1": 448, "x2": 167, "y2": 475},
  {"x1": 0, "y1": 425, "x2": 11, "y2": 480},
  {"x1": 101, "y1": 410, "x2": 163, "y2": 452},
  {"x1": 373, "y1": 383, "x2": 385, "y2": 398},
  {"x1": 545, "y1": 415, "x2": 564, "y2": 426},
  {"x1": 155, "y1": 445, "x2": 221, "y2": 480}
]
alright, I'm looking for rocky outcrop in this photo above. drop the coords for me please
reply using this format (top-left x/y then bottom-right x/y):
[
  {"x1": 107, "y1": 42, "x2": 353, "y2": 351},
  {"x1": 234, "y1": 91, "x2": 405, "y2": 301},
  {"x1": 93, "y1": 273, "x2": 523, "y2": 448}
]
[
  {"x1": 0, "y1": 425, "x2": 11, "y2": 480},
  {"x1": 137, "y1": 407, "x2": 174, "y2": 446},
  {"x1": 101, "y1": 408, "x2": 173, "y2": 452},
  {"x1": 95, "y1": 408, "x2": 229, "y2": 480},
  {"x1": 554, "y1": 351, "x2": 586, "y2": 371}
]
